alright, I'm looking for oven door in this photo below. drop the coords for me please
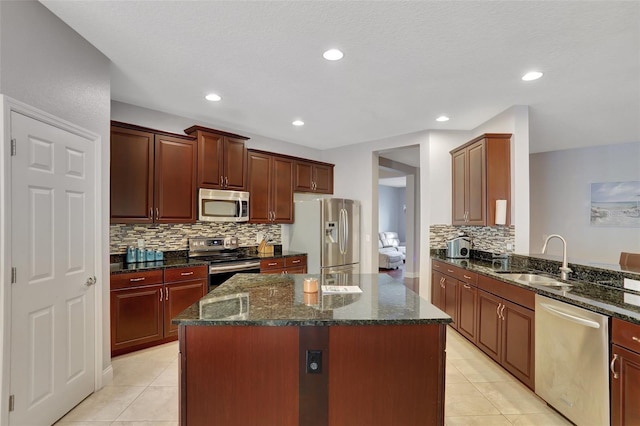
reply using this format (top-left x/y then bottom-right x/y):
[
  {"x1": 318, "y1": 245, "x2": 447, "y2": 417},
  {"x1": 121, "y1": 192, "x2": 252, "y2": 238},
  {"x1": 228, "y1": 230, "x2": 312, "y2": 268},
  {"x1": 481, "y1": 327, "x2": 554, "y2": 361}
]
[{"x1": 208, "y1": 262, "x2": 260, "y2": 292}]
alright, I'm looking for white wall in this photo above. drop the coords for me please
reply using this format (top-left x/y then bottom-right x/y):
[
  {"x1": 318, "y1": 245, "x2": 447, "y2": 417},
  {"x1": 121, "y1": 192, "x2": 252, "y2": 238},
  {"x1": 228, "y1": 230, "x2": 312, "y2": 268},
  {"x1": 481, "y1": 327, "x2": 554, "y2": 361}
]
[
  {"x1": 0, "y1": 0, "x2": 111, "y2": 419},
  {"x1": 111, "y1": 101, "x2": 323, "y2": 160},
  {"x1": 530, "y1": 141, "x2": 640, "y2": 265}
]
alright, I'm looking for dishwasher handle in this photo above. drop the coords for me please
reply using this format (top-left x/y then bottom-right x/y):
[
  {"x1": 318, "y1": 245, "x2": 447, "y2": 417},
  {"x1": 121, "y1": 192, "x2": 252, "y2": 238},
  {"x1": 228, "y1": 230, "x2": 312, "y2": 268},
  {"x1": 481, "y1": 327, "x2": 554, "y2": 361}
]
[{"x1": 539, "y1": 302, "x2": 601, "y2": 329}]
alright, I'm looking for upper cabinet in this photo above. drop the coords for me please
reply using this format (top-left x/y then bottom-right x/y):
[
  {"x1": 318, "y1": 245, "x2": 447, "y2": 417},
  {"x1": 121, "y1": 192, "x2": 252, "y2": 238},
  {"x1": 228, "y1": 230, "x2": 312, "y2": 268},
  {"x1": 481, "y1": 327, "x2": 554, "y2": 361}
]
[
  {"x1": 294, "y1": 160, "x2": 334, "y2": 194},
  {"x1": 247, "y1": 150, "x2": 294, "y2": 224},
  {"x1": 111, "y1": 122, "x2": 197, "y2": 224},
  {"x1": 451, "y1": 133, "x2": 511, "y2": 226},
  {"x1": 184, "y1": 125, "x2": 249, "y2": 190}
]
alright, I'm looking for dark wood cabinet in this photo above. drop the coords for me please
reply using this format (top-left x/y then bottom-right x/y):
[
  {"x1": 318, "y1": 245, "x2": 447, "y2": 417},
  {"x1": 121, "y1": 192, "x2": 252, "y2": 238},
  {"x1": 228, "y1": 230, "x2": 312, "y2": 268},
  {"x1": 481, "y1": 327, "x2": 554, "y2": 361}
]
[
  {"x1": 110, "y1": 122, "x2": 197, "y2": 224},
  {"x1": 451, "y1": 133, "x2": 511, "y2": 226},
  {"x1": 294, "y1": 160, "x2": 334, "y2": 194},
  {"x1": 611, "y1": 318, "x2": 640, "y2": 425},
  {"x1": 248, "y1": 150, "x2": 294, "y2": 224},
  {"x1": 184, "y1": 125, "x2": 249, "y2": 190},
  {"x1": 457, "y1": 282, "x2": 478, "y2": 342},
  {"x1": 260, "y1": 255, "x2": 307, "y2": 274},
  {"x1": 443, "y1": 274, "x2": 459, "y2": 328},
  {"x1": 110, "y1": 266, "x2": 206, "y2": 356},
  {"x1": 476, "y1": 289, "x2": 502, "y2": 362}
]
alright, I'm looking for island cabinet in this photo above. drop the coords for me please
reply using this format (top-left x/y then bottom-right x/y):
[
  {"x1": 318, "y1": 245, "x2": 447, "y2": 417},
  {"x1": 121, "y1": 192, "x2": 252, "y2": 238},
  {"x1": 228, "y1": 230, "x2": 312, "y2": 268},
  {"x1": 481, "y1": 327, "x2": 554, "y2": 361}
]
[
  {"x1": 247, "y1": 149, "x2": 294, "y2": 224},
  {"x1": 110, "y1": 265, "x2": 207, "y2": 356},
  {"x1": 451, "y1": 133, "x2": 511, "y2": 226},
  {"x1": 110, "y1": 122, "x2": 197, "y2": 224},
  {"x1": 174, "y1": 274, "x2": 450, "y2": 426},
  {"x1": 611, "y1": 318, "x2": 640, "y2": 425},
  {"x1": 184, "y1": 125, "x2": 249, "y2": 190},
  {"x1": 260, "y1": 255, "x2": 307, "y2": 274},
  {"x1": 476, "y1": 274, "x2": 535, "y2": 389},
  {"x1": 294, "y1": 159, "x2": 334, "y2": 194}
]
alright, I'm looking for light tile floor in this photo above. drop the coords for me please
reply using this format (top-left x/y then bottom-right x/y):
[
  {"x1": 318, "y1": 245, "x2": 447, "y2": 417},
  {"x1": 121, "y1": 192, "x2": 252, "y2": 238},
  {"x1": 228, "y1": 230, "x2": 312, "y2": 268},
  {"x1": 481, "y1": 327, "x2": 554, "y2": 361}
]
[{"x1": 56, "y1": 327, "x2": 571, "y2": 426}]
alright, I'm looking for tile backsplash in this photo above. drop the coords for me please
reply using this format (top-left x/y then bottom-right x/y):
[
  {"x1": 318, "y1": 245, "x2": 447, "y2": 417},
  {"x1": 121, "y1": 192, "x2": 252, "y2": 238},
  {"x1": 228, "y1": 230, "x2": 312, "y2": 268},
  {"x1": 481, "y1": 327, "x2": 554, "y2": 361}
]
[
  {"x1": 110, "y1": 222, "x2": 281, "y2": 254},
  {"x1": 430, "y1": 224, "x2": 515, "y2": 254}
]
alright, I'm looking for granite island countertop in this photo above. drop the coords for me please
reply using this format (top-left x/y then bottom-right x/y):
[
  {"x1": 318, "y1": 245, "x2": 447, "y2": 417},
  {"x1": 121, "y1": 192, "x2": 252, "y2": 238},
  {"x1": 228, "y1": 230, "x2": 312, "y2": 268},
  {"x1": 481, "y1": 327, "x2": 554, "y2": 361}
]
[
  {"x1": 173, "y1": 273, "x2": 451, "y2": 327},
  {"x1": 432, "y1": 254, "x2": 640, "y2": 324}
]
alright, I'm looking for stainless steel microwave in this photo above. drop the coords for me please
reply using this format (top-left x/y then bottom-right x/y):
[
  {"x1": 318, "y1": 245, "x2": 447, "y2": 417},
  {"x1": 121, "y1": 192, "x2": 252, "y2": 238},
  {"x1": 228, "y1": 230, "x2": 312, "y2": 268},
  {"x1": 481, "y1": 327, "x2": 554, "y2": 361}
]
[{"x1": 199, "y1": 189, "x2": 249, "y2": 222}]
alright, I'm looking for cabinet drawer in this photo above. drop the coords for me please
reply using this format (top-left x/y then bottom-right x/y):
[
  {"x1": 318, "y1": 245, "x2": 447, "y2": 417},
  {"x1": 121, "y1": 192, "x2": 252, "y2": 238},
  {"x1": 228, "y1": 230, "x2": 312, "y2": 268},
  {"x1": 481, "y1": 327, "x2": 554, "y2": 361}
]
[
  {"x1": 613, "y1": 318, "x2": 640, "y2": 352},
  {"x1": 285, "y1": 255, "x2": 306, "y2": 268},
  {"x1": 433, "y1": 260, "x2": 477, "y2": 285},
  {"x1": 477, "y1": 274, "x2": 535, "y2": 310},
  {"x1": 261, "y1": 258, "x2": 285, "y2": 271},
  {"x1": 111, "y1": 269, "x2": 163, "y2": 290},
  {"x1": 164, "y1": 265, "x2": 208, "y2": 283}
]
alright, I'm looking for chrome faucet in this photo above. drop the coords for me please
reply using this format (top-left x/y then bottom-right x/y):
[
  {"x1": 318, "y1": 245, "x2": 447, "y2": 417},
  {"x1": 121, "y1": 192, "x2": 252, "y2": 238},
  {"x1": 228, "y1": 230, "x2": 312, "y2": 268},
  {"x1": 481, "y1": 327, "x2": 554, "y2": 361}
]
[{"x1": 541, "y1": 234, "x2": 572, "y2": 280}]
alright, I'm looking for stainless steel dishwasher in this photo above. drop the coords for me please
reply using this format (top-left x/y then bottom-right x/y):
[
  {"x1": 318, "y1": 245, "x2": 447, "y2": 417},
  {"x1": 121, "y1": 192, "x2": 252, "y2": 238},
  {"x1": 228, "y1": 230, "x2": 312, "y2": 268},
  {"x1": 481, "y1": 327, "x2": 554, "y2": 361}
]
[{"x1": 535, "y1": 295, "x2": 609, "y2": 425}]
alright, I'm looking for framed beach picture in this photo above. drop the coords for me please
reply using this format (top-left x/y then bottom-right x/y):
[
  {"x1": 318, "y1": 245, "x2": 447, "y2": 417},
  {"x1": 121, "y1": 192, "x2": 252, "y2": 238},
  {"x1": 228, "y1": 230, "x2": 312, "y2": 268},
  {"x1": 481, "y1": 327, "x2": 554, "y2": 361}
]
[{"x1": 590, "y1": 181, "x2": 640, "y2": 227}]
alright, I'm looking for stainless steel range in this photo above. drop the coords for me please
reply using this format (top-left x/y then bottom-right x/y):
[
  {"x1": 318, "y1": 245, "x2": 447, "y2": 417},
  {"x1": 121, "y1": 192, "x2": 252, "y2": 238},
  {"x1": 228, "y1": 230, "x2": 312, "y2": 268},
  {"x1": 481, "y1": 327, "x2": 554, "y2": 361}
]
[{"x1": 189, "y1": 237, "x2": 260, "y2": 291}]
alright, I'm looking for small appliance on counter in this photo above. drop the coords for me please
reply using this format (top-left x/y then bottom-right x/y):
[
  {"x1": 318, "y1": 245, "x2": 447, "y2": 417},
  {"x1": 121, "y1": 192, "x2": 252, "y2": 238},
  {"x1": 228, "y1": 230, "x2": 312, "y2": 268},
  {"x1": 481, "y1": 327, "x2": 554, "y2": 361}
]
[{"x1": 446, "y1": 234, "x2": 471, "y2": 259}]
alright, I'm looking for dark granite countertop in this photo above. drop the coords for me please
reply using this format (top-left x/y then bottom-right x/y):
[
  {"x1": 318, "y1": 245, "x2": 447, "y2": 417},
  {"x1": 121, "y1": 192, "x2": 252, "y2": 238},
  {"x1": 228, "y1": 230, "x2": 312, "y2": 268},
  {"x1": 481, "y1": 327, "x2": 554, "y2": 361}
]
[
  {"x1": 173, "y1": 273, "x2": 451, "y2": 327},
  {"x1": 432, "y1": 254, "x2": 640, "y2": 325},
  {"x1": 110, "y1": 250, "x2": 308, "y2": 274}
]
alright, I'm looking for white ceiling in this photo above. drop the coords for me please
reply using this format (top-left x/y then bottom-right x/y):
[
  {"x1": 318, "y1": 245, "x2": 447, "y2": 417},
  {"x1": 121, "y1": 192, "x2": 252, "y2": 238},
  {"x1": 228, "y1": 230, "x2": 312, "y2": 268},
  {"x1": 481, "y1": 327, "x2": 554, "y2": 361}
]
[{"x1": 41, "y1": 1, "x2": 639, "y2": 153}]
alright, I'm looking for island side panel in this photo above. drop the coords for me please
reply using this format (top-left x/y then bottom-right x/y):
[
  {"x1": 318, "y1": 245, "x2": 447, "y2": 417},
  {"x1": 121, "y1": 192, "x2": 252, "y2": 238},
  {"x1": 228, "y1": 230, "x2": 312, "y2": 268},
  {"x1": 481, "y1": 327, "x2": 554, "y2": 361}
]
[
  {"x1": 180, "y1": 325, "x2": 299, "y2": 426},
  {"x1": 328, "y1": 324, "x2": 446, "y2": 426}
]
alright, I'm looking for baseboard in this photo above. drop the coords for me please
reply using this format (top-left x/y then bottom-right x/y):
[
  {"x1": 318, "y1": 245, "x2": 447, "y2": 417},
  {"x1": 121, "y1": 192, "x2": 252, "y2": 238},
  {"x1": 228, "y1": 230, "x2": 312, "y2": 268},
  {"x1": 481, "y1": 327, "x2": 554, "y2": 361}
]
[{"x1": 101, "y1": 364, "x2": 113, "y2": 388}]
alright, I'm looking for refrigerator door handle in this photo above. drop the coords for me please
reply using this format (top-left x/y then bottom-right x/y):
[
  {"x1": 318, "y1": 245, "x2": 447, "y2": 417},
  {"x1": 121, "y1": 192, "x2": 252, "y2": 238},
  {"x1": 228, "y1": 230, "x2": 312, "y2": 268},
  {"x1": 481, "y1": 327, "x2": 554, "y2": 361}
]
[
  {"x1": 343, "y1": 208, "x2": 349, "y2": 255},
  {"x1": 338, "y1": 208, "x2": 344, "y2": 254}
]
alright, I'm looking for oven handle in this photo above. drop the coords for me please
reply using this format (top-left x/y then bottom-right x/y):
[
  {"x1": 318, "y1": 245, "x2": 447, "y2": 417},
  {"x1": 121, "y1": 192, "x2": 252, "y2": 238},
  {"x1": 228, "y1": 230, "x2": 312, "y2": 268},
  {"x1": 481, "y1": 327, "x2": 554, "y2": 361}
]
[{"x1": 209, "y1": 262, "x2": 261, "y2": 274}]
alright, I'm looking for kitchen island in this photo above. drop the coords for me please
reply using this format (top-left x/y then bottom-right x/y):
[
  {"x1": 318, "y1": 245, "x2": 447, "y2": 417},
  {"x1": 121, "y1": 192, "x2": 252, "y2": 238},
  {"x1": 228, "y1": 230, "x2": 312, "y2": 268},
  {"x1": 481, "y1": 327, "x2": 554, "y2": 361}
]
[{"x1": 173, "y1": 273, "x2": 451, "y2": 426}]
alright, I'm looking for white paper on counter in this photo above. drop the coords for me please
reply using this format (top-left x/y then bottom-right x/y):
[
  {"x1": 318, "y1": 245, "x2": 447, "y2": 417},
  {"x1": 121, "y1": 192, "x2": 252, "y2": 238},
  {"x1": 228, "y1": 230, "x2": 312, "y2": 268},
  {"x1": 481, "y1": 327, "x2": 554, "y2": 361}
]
[{"x1": 321, "y1": 285, "x2": 363, "y2": 294}]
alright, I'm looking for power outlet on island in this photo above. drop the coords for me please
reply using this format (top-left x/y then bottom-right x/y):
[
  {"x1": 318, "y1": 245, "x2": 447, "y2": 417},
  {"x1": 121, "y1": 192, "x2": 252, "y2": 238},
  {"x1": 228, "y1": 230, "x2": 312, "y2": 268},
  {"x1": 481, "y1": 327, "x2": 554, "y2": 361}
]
[{"x1": 306, "y1": 350, "x2": 322, "y2": 374}]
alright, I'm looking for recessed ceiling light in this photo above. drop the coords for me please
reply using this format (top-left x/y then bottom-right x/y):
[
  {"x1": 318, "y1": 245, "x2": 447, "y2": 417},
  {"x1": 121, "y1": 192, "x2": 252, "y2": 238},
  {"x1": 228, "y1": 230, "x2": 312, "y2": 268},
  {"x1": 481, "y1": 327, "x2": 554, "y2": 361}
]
[
  {"x1": 522, "y1": 71, "x2": 543, "y2": 81},
  {"x1": 436, "y1": 115, "x2": 450, "y2": 122},
  {"x1": 323, "y1": 49, "x2": 344, "y2": 61},
  {"x1": 292, "y1": 120, "x2": 305, "y2": 126},
  {"x1": 205, "y1": 93, "x2": 222, "y2": 102}
]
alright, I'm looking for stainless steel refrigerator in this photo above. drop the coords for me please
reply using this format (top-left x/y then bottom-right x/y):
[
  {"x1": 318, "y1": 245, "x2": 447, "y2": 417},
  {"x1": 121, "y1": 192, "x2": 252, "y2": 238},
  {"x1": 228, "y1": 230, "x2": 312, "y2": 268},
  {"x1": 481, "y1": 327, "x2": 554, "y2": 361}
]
[{"x1": 288, "y1": 198, "x2": 360, "y2": 275}]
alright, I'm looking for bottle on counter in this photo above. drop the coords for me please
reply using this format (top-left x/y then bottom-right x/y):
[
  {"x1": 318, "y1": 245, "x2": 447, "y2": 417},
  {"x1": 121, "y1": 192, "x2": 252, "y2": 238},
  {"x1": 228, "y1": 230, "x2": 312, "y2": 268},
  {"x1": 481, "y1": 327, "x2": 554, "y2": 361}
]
[
  {"x1": 136, "y1": 247, "x2": 145, "y2": 263},
  {"x1": 126, "y1": 246, "x2": 136, "y2": 263},
  {"x1": 154, "y1": 250, "x2": 163, "y2": 261},
  {"x1": 145, "y1": 248, "x2": 155, "y2": 262}
]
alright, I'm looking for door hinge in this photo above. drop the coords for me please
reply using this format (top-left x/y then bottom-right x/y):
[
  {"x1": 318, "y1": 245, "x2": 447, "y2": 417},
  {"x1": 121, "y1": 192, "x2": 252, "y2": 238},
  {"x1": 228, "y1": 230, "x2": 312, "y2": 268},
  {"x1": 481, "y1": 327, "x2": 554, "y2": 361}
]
[
  {"x1": 8, "y1": 394, "x2": 14, "y2": 412},
  {"x1": 11, "y1": 139, "x2": 16, "y2": 156},
  {"x1": 11, "y1": 267, "x2": 16, "y2": 284}
]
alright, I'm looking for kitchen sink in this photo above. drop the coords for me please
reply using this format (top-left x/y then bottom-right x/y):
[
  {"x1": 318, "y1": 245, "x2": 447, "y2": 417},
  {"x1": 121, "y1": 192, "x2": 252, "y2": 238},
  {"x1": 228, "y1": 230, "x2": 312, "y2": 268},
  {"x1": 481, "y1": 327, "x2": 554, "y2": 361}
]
[{"x1": 499, "y1": 273, "x2": 573, "y2": 288}]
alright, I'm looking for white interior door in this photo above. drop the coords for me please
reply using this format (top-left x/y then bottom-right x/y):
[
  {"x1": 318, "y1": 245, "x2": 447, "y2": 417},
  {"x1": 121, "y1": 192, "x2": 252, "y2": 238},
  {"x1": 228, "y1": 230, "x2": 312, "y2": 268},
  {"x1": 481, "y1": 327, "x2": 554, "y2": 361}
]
[{"x1": 9, "y1": 111, "x2": 96, "y2": 425}]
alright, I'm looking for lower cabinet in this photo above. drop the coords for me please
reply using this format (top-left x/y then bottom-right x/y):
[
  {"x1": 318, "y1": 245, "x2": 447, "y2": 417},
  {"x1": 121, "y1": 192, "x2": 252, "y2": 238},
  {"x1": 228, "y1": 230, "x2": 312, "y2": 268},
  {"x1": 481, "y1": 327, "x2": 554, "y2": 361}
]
[
  {"x1": 260, "y1": 255, "x2": 307, "y2": 274},
  {"x1": 110, "y1": 266, "x2": 207, "y2": 356},
  {"x1": 457, "y1": 282, "x2": 478, "y2": 342},
  {"x1": 611, "y1": 318, "x2": 640, "y2": 425},
  {"x1": 476, "y1": 284, "x2": 535, "y2": 390}
]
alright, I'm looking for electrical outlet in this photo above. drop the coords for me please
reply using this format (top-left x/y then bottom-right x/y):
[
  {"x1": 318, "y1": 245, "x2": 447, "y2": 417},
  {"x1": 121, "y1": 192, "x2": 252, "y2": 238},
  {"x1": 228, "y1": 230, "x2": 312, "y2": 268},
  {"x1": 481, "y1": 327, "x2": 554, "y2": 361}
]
[
  {"x1": 256, "y1": 232, "x2": 264, "y2": 244},
  {"x1": 306, "y1": 350, "x2": 322, "y2": 374},
  {"x1": 506, "y1": 242, "x2": 513, "y2": 251}
]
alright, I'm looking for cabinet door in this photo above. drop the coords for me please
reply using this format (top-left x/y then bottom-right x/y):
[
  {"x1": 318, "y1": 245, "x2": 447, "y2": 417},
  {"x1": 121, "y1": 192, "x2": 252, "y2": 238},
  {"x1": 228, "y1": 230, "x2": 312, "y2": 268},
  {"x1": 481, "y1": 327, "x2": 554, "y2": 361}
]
[
  {"x1": 431, "y1": 270, "x2": 445, "y2": 310},
  {"x1": 111, "y1": 284, "x2": 163, "y2": 354},
  {"x1": 476, "y1": 290, "x2": 501, "y2": 363},
  {"x1": 223, "y1": 137, "x2": 248, "y2": 190},
  {"x1": 443, "y1": 275, "x2": 459, "y2": 328},
  {"x1": 197, "y1": 131, "x2": 223, "y2": 188},
  {"x1": 164, "y1": 279, "x2": 206, "y2": 338},
  {"x1": 293, "y1": 161, "x2": 314, "y2": 192},
  {"x1": 457, "y1": 283, "x2": 477, "y2": 343},
  {"x1": 313, "y1": 163, "x2": 333, "y2": 194},
  {"x1": 611, "y1": 344, "x2": 640, "y2": 426},
  {"x1": 155, "y1": 135, "x2": 197, "y2": 223},
  {"x1": 501, "y1": 300, "x2": 535, "y2": 389},
  {"x1": 271, "y1": 156, "x2": 294, "y2": 223},
  {"x1": 451, "y1": 149, "x2": 467, "y2": 225},
  {"x1": 248, "y1": 151, "x2": 272, "y2": 223},
  {"x1": 110, "y1": 126, "x2": 154, "y2": 223},
  {"x1": 466, "y1": 141, "x2": 486, "y2": 225}
]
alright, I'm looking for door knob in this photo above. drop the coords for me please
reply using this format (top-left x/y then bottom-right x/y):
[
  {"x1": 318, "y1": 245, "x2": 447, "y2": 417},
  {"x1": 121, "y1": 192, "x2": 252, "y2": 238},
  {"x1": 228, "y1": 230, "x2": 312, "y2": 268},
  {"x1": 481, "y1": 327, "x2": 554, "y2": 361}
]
[{"x1": 85, "y1": 276, "x2": 97, "y2": 287}]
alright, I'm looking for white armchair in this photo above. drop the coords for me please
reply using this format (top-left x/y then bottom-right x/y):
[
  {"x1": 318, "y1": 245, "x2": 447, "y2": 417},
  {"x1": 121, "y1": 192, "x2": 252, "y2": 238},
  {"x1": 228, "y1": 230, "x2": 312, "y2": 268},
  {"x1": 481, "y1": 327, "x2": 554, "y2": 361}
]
[{"x1": 379, "y1": 232, "x2": 406, "y2": 260}]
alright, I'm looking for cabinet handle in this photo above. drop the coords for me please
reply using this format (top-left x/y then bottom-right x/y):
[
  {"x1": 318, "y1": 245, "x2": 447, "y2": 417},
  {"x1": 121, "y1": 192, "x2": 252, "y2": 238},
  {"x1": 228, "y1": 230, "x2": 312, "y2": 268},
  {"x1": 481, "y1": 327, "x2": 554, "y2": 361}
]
[
  {"x1": 610, "y1": 353, "x2": 619, "y2": 379},
  {"x1": 181, "y1": 271, "x2": 194, "y2": 276},
  {"x1": 268, "y1": 262, "x2": 278, "y2": 266},
  {"x1": 496, "y1": 303, "x2": 502, "y2": 319},
  {"x1": 165, "y1": 287, "x2": 168, "y2": 300},
  {"x1": 463, "y1": 275, "x2": 472, "y2": 280},
  {"x1": 159, "y1": 289, "x2": 163, "y2": 302},
  {"x1": 500, "y1": 304, "x2": 506, "y2": 321},
  {"x1": 463, "y1": 284, "x2": 471, "y2": 289},
  {"x1": 447, "y1": 269, "x2": 454, "y2": 273},
  {"x1": 292, "y1": 259, "x2": 300, "y2": 264},
  {"x1": 155, "y1": 208, "x2": 159, "y2": 220},
  {"x1": 632, "y1": 336, "x2": 640, "y2": 343},
  {"x1": 130, "y1": 277, "x2": 145, "y2": 282},
  {"x1": 150, "y1": 208, "x2": 153, "y2": 219},
  {"x1": 221, "y1": 175, "x2": 224, "y2": 186},
  {"x1": 226, "y1": 176, "x2": 229, "y2": 187}
]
